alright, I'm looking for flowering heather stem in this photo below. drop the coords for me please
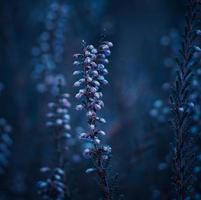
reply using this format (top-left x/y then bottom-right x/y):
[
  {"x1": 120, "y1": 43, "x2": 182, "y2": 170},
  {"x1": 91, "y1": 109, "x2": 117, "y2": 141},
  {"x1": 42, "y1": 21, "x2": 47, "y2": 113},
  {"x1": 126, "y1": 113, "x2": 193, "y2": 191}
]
[
  {"x1": 73, "y1": 40, "x2": 113, "y2": 200},
  {"x1": 38, "y1": 78, "x2": 72, "y2": 200},
  {"x1": 170, "y1": 0, "x2": 201, "y2": 199}
]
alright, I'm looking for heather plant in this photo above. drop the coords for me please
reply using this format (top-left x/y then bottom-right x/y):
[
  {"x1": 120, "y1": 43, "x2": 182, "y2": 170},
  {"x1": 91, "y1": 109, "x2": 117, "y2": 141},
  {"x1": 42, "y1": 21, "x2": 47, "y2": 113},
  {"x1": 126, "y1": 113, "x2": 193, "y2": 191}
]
[
  {"x1": 73, "y1": 39, "x2": 114, "y2": 200},
  {"x1": 150, "y1": 8, "x2": 201, "y2": 198},
  {"x1": 37, "y1": 78, "x2": 72, "y2": 200},
  {"x1": 169, "y1": 0, "x2": 201, "y2": 198},
  {"x1": 32, "y1": 2, "x2": 69, "y2": 95},
  {"x1": 151, "y1": 28, "x2": 201, "y2": 136},
  {"x1": 4, "y1": 0, "x2": 201, "y2": 199},
  {"x1": 149, "y1": 31, "x2": 181, "y2": 198}
]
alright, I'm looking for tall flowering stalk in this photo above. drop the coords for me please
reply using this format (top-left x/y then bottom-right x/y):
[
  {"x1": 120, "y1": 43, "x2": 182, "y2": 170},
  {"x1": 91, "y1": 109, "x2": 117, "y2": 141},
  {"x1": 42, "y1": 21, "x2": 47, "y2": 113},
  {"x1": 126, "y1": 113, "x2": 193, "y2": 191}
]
[
  {"x1": 170, "y1": 0, "x2": 201, "y2": 199},
  {"x1": 37, "y1": 78, "x2": 72, "y2": 200},
  {"x1": 73, "y1": 40, "x2": 113, "y2": 200}
]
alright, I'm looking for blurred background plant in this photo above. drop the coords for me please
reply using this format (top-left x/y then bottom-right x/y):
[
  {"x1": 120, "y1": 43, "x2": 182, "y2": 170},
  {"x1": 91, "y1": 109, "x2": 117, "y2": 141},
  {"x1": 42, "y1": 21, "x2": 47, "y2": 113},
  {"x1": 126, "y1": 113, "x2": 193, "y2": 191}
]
[
  {"x1": 37, "y1": 78, "x2": 72, "y2": 200},
  {"x1": 31, "y1": 2, "x2": 69, "y2": 96}
]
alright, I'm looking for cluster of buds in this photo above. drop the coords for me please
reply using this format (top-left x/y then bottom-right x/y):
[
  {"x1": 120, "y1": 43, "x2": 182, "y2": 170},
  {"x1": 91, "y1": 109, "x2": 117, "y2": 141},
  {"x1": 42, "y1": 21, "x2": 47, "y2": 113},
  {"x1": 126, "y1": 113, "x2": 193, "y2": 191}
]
[
  {"x1": 38, "y1": 79, "x2": 71, "y2": 200},
  {"x1": 46, "y1": 78, "x2": 71, "y2": 164},
  {"x1": 73, "y1": 39, "x2": 113, "y2": 200},
  {"x1": 0, "y1": 118, "x2": 12, "y2": 175},
  {"x1": 46, "y1": 92, "x2": 71, "y2": 135},
  {"x1": 73, "y1": 40, "x2": 113, "y2": 162},
  {"x1": 37, "y1": 167, "x2": 65, "y2": 200}
]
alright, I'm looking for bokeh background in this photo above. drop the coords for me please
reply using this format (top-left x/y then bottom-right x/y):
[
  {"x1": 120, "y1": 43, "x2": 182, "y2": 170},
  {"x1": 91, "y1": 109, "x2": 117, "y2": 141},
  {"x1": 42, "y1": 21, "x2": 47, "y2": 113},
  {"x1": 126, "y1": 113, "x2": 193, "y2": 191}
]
[{"x1": 0, "y1": 0, "x2": 194, "y2": 199}]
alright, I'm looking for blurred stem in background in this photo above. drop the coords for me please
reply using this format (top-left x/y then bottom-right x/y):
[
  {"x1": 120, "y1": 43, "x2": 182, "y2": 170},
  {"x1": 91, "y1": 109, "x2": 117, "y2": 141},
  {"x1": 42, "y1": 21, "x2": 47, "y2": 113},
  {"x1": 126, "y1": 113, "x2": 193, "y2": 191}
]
[{"x1": 170, "y1": 0, "x2": 201, "y2": 199}]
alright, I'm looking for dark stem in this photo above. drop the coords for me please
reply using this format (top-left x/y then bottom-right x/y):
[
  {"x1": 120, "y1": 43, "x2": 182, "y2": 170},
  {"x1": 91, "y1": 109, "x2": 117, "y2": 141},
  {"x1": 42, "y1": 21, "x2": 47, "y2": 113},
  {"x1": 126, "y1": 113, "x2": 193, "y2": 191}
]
[{"x1": 171, "y1": 0, "x2": 198, "y2": 199}]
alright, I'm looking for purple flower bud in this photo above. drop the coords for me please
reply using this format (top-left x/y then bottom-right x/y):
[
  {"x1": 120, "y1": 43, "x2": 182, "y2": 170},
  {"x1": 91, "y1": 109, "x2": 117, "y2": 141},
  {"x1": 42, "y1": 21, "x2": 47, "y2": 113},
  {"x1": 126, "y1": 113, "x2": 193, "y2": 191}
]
[
  {"x1": 84, "y1": 50, "x2": 91, "y2": 56},
  {"x1": 97, "y1": 53, "x2": 106, "y2": 59},
  {"x1": 194, "y1": 45, "x2": 201, "y2": 52},
  {"x1": 179, "y1": 107, "x2": 184, "y2": 112},
  {"x1": 98, "y1": 130, "x2": 106, "y2": 135},
  {"x1": 99, "y1": 118, "x2": 106, "y2": 123},
  {"x1": 63, "y1": 93, "x2": 70, "y2": 98},
  {"x1": 73, "y1": 61, "x2": 81, "y2": 66},
  {"x1": 94, "y1": 104, "x2": 101, "y2": 110},
  {"x1": 62, "y1": 133, "x2": 71, "y2": 138},
  {"x1": 102, "y1": 59, "x2": 109, "y2": 64},
  {"x1": 90, "y1": 87, "x2": 97, "y2": 93},
  {"x1": 76, "y1": 104, "x2": 84, "y2": 111},
  {"x1": 61, "y1": 98, "x2": 71, "y2": 107},
  {"x1": 56, "y1": 119, "x2": 63, "y2": 125},
  {"x1": 57, "y1": 108, "x2": 63, "y2": 113},
  {"x1": 79, "y1": 132, "x2": 88, "y2": 139},
  {"x1": 64, "y1": 114, "x2": 70, "y2": 120},
  {"x1": 40, "y1": 167, "x2": 50, "y2": 173},
  {"x1": 97, "y1": 64, "x2": 105, "y2": 70},
  {"x1": 84, "y1": 57, "x2": 91, "y2": 64},
  {"x1": 103, "y1": 68, "x2": 108, "y2": 74},
  {"x1": 88, "y1": 45, "x2": 94, "y2": 50},
  {"x1": 54, "y1": 168, "x2": 64, "y2": 175},
  {"x1": 103, "y1": 41, "x2": 113, "y2": 47},
  {"x1": 94, "y1": 92, "x2": 100, "y2": 98},
  {"x1": 103, "y1": 145, "x2": 112, "y2": 153},
  {"x1": 47, "y1": 112, "x2": 54, "y2": 117},
  {"x1": 87, "y1": 76, "x2": 93, "y2": 82},
  {"x1": 48, "y1": 102, "x2": 55, "y2": 108},
  {"x1": 196, "y1": 30, "x2": 201, "y2": 36},
  {"x1": 73, "y1": 70, "x2": 82, "y2": 75},
  {"x1": 86, "y1": 110, "x2": 95, "y2": 117},
  {"x1": 92, "y1": 70, "x2": 99, "y2": 76},
  {"x1": 101, "y1": 79, "x2": 109, "y2": 85},
  {"x1": 98, "y1": 100, "x2": 104, "y2": 107},
  {"x1": 74, "y1": 81, "x2": 81, "y2": 87},
  {"x1": 90, "y1": 54, "x2": 96, "y2": 60},
  {"x1": 91, "y1": 62, "x2": 97, "y2": 67},
  {"x1": 85, "y1": 168, "x2": 96, "y2": 174},
  {"x1": 37, "y1": 181, "x2": 47, "y2": 188},
  {"x1": 100, "y1": 44, "x2": 109, "y2": 50},
  {"x1": 75, "y1": 90, "x2": 85, "y2": 99},
  {"x1": 90, "y1": 124, "x2": 95, "y2": 130},
  {"x1": 73, "y1": 53, "x2": 83, "y2": 59},
  {"x1": 102, "y1": 155, "x2": 109, "y2": 160},
  {"x1": 93, "y1": 80, "x2": 100, "y2": 86},
  {"x1": 104, "y1": 50, "x2": 111, "y2": 56},
  {"x1": 94, "y1": 137, "x2": 101, "y2": 144},
  {"x1": 83, "y1": 148, "x2": 92, "y2": 158},
  {"x1": 91, "y1": 48, "x2": 98, "y2": 54},
  {"x1": 64, "y1": 124, "x2": 71, "y2": 130}
]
